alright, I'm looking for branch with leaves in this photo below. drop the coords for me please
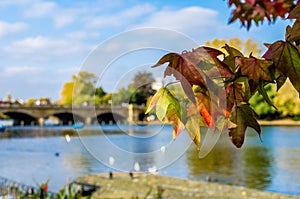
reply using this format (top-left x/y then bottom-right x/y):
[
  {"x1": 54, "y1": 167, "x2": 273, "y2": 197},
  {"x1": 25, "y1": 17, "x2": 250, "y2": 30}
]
[{"x1": 146, "y1": 0, "x2": 300, "y2": 149}]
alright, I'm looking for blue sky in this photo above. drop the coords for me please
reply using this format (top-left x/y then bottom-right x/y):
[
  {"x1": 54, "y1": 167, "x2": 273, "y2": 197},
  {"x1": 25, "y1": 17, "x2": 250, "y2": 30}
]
[{"x1": 0, "y1": 0, "x2": 293, "y2": 101}]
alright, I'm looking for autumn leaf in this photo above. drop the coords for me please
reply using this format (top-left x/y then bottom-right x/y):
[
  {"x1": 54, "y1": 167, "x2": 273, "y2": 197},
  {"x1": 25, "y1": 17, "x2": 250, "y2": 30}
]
[
  {"x1": 257, "y1": 81, "x2": 277, "y2": 110},
  {"x1": 146, "y1": 87, "x2": 184, "y2": 140},
  {"x1": 153, "y1": 52, "x2": 207, "y2": 103},
  {"x1": 287, "y1": 21, "x2": 300, "y2": 43},
  {"x1": 185, "y1": 114, "x2": 201, "y2": 148},
  {"x1": 226, "y1": 77, "x2": 251, "y2": 112},
  {"x1": 222, "y1": 44, "x2": 244, "y2": 73},
  {"x1": 188, "y1": 47, "x2": 234, "y2": 78},
  {"x1": 153, "y1": 47, "x2": 233, "y2": 104},
  {"x1": 287, "y1": 4, "x2": 300, "y2": 20},
  {"x1": 263, "y1": 41, "x2": 300, "y2": 97},
  {"x1": 235, "y1": 55, "x2": 273, "y2": 83},
  {"x1": 145, "y1": 88, "x2": 164, "y2": 114},
  {"x1": 165, "y1": 108, "x2": 185, "y2": 140},
  {"x1": 229, "y1": 104, "x2": 261, "y2": 148},
  {"x1": 275, "y1": 73, "x2": 287, "y2": 91},
  {"x1": 156, "y1": 88, "x2": 181, "y2": 121}
]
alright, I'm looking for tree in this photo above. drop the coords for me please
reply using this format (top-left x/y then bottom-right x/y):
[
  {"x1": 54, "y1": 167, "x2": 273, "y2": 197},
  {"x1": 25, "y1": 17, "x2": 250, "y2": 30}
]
[
  {"x1": 205, "y1": 37, "x2": 262, "y2": 57},
  {"x1": 129, "y1": 71, "x2": 155, "y2": 105},
  {"x1": 59, "y1": 70, "x2": 107, "y2": 105},
  {"x1": 273, "y1": 79, "x2": 300, "y2": 118},
  {"x1": 113, "y1": 71, "x2": 155, "y2": 105},
  {"x1": 26, "y1": 98, "x2": 37, "y2": 106},
  {"x1": 59, "y1": 82, "x2": 74, "y2": 105},
  {"x1": 147, "y1": 0, "x2": 300, "y2": 149}
]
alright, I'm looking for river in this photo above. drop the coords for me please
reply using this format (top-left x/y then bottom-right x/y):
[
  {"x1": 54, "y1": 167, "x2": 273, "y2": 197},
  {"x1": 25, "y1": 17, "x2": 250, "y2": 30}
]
[{"x1": 0, "y1": 124, "x2": 299, "y2": 196}]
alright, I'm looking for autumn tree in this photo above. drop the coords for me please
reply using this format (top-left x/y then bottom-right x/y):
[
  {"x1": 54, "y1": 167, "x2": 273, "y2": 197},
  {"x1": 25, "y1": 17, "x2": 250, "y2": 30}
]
[
  {"x1": 59, "y1": 70, "x2": 107, "y2": 105},
  {"x1": 147, "y1": 0, "x2": 300, "y2": 149},
  {"x1": 205, "y1": 37, "x2": 262, "y2": 57}
]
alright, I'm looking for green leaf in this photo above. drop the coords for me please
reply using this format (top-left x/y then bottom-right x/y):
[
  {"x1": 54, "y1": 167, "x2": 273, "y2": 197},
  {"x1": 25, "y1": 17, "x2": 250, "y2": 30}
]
[
  {"x1": 235, "y1": 55, "x2": 273, "y2": 83},
  {"x1": 147, "y1": 87, "x2": 185, "y2": 140},
  {"x1": 229, "y1": 104, "x2": 261, "y2": 148},
  {"x1": 155, "y1": 88, "x2": 181, "y2": 121},
  {"x1": 145, "y1": 88, "x2": 164, "y2": 114},
  {"x1": 275, "y1": 73, "x2": 287, "y2": 91},
  {"x1": 257, "y1": 81, "x2": 277, "y2": 110},
  {"x1": 288, "y1": 21, "x2": 300, "y2": 43},
  {"x1": 222, "y1": 44, "x2": 244, "y2": 73},
  {"x1": 263, "y1": 41, "x2": 300, "y2": 97}
]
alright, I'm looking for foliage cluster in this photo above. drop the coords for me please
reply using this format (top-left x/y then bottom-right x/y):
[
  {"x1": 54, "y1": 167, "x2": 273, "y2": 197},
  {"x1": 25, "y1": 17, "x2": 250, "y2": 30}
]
[
  {"x1": 112, "y1": 71, "x2": 155, "y2": 105},
  {"x1": 59, "y1": 71, "x2": 111, "y2": 106},
  {"x1": 9, "y1": 180, "x2": 91, "y2": 199},
  {"x1": 147, "y1": 0, "x2": 300, "y2": 148},
  {"x1": 59, "y1": 71, "x2": 154, "y2": 106}
]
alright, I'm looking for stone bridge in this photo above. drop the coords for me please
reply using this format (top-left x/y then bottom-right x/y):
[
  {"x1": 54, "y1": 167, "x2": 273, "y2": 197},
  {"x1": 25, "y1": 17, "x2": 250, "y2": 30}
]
[{"x1": 0, "y1": 104, "x2": 146, "y2": 126}]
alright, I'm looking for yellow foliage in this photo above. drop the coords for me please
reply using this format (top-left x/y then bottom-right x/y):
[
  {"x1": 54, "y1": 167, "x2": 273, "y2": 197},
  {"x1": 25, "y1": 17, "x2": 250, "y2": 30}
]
[
  {"x1": 205, "y1": 37, "x2": 262, "y2": 57},
  {"x1": 59, "y1": 81, "x2": 74, "y2": 105},
  {"x1": 273, "y1": 79, "x2": 300, "y2": 117}
]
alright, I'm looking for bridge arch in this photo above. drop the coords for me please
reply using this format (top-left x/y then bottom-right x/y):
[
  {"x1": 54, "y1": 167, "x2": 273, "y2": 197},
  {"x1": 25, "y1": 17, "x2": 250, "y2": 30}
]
[
  {"x1": 52, "y1": 112, "x2": 84, "y2": 125},
  {"x1": 3, "y1": 111, "x2": 37, "y2": 126},
  {"x1": 94, "y1": 112, "x2": 126, "y2": 124}
]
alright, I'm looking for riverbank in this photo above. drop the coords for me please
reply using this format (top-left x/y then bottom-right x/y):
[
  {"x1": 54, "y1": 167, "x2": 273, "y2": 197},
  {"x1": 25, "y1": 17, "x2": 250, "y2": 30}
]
[
  {"x1": 258, "y1": 119, "x2": 300, "y2": 126},
  {"x1": 77, "y1": 172, "x2": 299, "y2": 199}
]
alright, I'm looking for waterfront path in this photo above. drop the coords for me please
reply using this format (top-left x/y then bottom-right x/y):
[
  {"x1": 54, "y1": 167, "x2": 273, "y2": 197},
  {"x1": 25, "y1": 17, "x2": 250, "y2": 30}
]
[{"x1": 77, "y1": 172, "x2": 299, "y2": 199}]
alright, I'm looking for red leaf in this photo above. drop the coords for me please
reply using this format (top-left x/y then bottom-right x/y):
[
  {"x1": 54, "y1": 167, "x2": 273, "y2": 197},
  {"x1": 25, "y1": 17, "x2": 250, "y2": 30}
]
[
  {"x1": 229, "y1": 104, "x2": 261, "y2": 148},
  {"x1": 235, "y1": 55, "x2": 273, "y2": 83},
  {"x1": 154, "y1": 52, "x2": 207, "y2": 103},
  {"x1": 263, "y1": 41, "x2": 300, "y2": 96}
]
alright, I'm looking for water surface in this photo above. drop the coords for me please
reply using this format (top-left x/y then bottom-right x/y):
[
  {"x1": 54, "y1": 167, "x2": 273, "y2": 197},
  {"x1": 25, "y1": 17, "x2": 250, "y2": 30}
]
[{"x1": 0, "y1": 125, "x2": 299, "y2": 196}]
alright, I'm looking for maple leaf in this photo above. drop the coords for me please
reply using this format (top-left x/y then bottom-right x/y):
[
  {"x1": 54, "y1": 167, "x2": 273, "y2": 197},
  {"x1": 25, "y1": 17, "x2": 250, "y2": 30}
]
[
  {"x1": 145, "y1": 87, "x2": 184, "y2": 140},
  {"x1": 226, "y1": 77, "x2": 251, "y2": 112},
  {"x1": 185, "y1": 113, "x2": 201, "y2": 148},
  {"x1": 165, "y1": 108, "x2": 185, "y2": 140},
  {"x1": 145, "y1": 88, "x2": 164, "y2": 114},
  {"x1": 153, "y1": 52, "x2": 207, "y2": 104},
  {"x1": 287, "y1": 4, "x2": 300, "y2": 20},
  {"x1": 222, "y1": 44, "x2": 244, "y2": 73},
  {"x1": 187, "y1": 47, "x2": 234, "y2": 77},
  {"x1": 229, "y1": 103, "x2": 261, "y2": 148},
  {"x1": 153, "y1": 47, "x2": 233, "y2": 104},
  {"x1": 257, "y1": 80, "x2": 277, "y2": 110},
  {"x1": 235, "y1": 55, "x2": 273, "y2": 83},
  {"x1": 263, "y1": 40, "x2": 300, "y2": 96},
  {"x1": 286, "y1": 21, "x2": 300, "y2": 43}
]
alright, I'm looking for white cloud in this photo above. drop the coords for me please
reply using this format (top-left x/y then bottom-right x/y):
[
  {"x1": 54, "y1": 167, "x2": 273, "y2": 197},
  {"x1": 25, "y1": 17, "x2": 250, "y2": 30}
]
[
  {"x1": 56, "y1": 67, "x2": 80, "y2": 75},
  {"x1": 3, "y1": 36, "x2": 93, "y2": 60},
  {"x1": 21, "y1": 0, "x2": 81, "y2": 28},
  {"x1": 0, "y1": 21, "x2": 27, "y2": 37},
  {"x1": 23, "y1": 1, "x2": 56, "y2": 17},
  {"x1": 136, "y1": 6, "x2": 221, "y2": 35},
  {"x1": 3, "y1": 66, "x2": 44, "y2": 77},
  {"x1": 66, "y1": 30, "x2": 100, "y2": 40},
  {"x1": 86, "y1": 3, "x2": 155, "y2": 28},
  {"x1": 0, "y1": 0, "x2": 34, "y2": 7}
]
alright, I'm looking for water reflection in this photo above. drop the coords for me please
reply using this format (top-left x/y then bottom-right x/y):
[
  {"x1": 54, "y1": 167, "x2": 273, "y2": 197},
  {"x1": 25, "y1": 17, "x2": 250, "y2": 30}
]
[
  {"x1": 186, "y1": 130, "x2": 274, "y2": 190},
  {"x1": 1, "y1": 125, "x2": 300, "y2": 196}
]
